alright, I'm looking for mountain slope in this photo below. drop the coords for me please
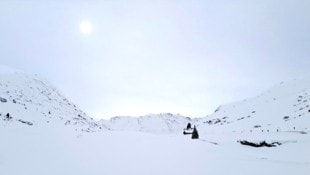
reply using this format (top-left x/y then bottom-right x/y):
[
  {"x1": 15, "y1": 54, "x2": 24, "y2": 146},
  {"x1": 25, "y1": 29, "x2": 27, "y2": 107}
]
[
  {"x1": 0, "y1": 66, "x2": 103, "y2": 132},
  {"x1": 100, "y1": 113, "x2": 191, "y2": 134},
  {"x1": 1, "y1": 64, "x2": 309, "y2": 135},
  {"x1": 99, "y1": 78, "x2": 310, "y2": 135},
  {"x1": 197, "y1": 77, "x2": 310, "y2": 134}
]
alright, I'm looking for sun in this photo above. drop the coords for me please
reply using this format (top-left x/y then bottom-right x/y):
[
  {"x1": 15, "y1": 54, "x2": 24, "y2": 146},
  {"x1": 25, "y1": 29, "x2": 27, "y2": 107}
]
[{"x1": 80, "y1": 20, "x2": 92, "y2": 35}]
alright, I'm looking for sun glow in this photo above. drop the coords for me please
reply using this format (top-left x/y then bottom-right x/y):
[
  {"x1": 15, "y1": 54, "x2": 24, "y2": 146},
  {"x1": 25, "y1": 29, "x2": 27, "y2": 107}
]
[{"x1": 80, "y1": 20, "x2": 92, "y2": 35}]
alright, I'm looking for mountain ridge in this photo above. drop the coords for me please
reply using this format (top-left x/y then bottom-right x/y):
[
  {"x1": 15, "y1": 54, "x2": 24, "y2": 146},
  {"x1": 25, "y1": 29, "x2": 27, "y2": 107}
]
[
  {"x1": 1, "y1": 65, "x2": 309, "y2": 135},
  {"x1": 0, "y1": 70, "x2": 103, "y2": 132}
]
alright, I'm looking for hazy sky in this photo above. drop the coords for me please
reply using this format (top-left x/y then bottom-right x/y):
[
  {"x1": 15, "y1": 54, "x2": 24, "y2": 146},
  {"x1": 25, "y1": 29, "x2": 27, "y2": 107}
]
[{"x1": 1, "y1": 0, "x2": 310, "y2": 119}]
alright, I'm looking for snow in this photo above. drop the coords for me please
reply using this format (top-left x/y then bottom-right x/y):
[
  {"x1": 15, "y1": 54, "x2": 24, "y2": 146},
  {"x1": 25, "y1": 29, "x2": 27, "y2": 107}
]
[
  {"x1": 196, "y1": 77, "x2": 310, "y2": 134},
  {"x1": 1, "y1": 65, "x2": 310, "y2": 175},
  {"x1": 0, "y1": 71, "x2": 102, "y2": 132},
  {"x1": 0, "y1": 126, "x2": 309, "y2": 175},
  {"x1": 101, "y1": 113, "x2": 191, "y2": 134}
]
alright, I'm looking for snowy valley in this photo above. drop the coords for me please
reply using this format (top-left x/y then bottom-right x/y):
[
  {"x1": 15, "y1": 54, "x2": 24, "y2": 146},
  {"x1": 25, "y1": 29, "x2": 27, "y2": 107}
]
[{"x1": 1, "y1": 65, "x2": 309, "y2": 175}]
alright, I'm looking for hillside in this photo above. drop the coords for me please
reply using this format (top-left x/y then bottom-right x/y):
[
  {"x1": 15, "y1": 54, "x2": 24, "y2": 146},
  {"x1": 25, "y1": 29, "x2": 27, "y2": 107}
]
[
  {"x1": 100, "y1": 77, "x2": 310, "y2": 135},
  {"x1": 0, "y1": 65, "x2": 103, "y2": 132},
  {"x1": 1, "y1": 64, "x2": 310, "y2": 136},
  {"x1": 100, "y1": 113, "x2": 191, "y2": 134},
  {"x1": 197, "y1": 78, "x2": 310, "y2": 134}
]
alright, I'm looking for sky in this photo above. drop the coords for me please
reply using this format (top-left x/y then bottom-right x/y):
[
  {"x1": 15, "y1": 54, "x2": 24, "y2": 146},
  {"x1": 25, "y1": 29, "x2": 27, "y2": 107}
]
[{"x1": 0, "y1": 0, "x2": 310, "y2": 119}]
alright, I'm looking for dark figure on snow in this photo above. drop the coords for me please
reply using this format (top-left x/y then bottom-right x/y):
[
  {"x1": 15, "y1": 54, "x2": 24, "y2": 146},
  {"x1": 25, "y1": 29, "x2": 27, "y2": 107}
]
[
  {"x1": 192, "y1": 126, "x2": 199, "y2": 139},
  {"x1": 183, "y1": 123, "x2": 193, "y2": 135},
  {"x1": 186, "y1": 123, "x2": 192, "y2": 130},
  {"x1": 6, "y1": 113, "x2": 12, "y2": 120}
]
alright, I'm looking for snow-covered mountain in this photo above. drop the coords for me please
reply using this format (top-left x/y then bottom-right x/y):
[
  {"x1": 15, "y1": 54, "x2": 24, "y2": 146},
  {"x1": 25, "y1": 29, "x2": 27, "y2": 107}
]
[
  {"x1": 100, "y1": 77, "x2": 310, "y2": 135},
  {"x1": 0, "y1": 65, "x2": 191, "y2": 134},
  {"x1": 1, "y1": 65, "x2": 309, "y2": 175},
  {"x1": 197, "y1": 77, "x2": 310, "y2": 134},
  {"x1": 100, "y1": 113, "x2": 192, "y2": 134},
  {"x1": 1, "y1": 64, "x2": 310, "y2": 136},
  {"x1": 0, "y1": 65, "x2": 103, "y2": 132}
]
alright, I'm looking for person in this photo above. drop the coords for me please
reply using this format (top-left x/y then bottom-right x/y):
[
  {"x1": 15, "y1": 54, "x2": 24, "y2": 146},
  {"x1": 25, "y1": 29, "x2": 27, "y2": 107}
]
[
  {"x1": 186, "y1": 123, "x2": 191, "y2": 130},
  {"x1": 6, "y1": 113, "x2": 11, "y2": 120},
  {"x1": 192, "y1": 125, "x2": 199, "y2": 139}
]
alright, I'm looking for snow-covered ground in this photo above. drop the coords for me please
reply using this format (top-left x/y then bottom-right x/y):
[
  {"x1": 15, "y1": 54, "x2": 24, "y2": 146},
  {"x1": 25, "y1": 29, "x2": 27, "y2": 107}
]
[
  {"x1": 1, "y1": 125, "x2": 309, "y2": 175},
  {"x1": 1, "y1": 65, "x2": 309, "y2": 175}
]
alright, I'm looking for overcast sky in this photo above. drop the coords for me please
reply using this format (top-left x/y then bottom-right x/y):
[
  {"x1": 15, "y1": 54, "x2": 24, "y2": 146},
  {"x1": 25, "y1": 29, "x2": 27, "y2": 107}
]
[{"x1": 0, "y1": 0, "x2": 310, "y2": 119}]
